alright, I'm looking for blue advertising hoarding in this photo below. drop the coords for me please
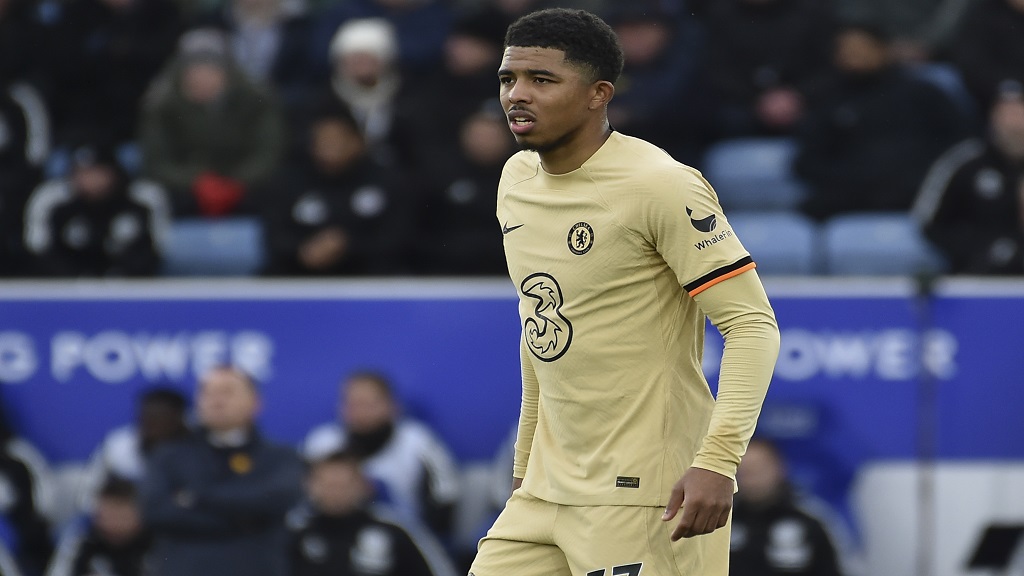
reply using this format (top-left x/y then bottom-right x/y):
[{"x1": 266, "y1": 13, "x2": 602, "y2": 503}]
[{"x1": 1, "y1": 277, "x2": 1022, "y2": 498}]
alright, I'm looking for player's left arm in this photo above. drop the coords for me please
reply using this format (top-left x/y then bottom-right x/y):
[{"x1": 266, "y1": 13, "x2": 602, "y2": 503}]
[{"x1": 662, "y1": 269, "x2": 780, "y2": 540}]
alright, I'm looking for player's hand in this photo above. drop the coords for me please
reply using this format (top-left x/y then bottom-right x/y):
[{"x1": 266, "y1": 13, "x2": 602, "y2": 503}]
[
  {"x1": 511, "y1": 476, "x2": 523, "y2": 495},
  {"x1": 661, "y1": 467, "x2": 733, "y2": 541}
]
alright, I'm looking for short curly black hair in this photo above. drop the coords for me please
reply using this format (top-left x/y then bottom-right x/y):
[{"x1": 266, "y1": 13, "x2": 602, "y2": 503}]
[{"x1": 504, "y1": 8, "x2": 624, "y2": 84}]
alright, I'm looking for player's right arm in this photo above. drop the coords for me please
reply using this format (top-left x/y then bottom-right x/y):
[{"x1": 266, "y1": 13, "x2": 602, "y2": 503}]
[{"x1": 511, "y1": 333, "x2": 539, "y2": 493}]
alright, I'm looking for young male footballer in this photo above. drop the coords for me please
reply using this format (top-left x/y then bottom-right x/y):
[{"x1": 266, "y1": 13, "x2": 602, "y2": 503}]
[{"x1": 470, "y1": 8, "x2": 781, "y2": 576}]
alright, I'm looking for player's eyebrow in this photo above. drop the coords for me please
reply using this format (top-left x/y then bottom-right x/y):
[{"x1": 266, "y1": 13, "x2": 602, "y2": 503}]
[{"x1": 497, "y1": 68, "x2": 561, "y2": 78}]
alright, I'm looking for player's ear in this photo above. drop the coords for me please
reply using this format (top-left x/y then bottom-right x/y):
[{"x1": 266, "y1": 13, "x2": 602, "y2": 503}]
[{"x1": 589, "y1": 80, "x2": 615, "y2": 110}]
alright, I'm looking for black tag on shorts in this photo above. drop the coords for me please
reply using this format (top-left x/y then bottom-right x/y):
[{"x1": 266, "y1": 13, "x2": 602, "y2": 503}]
[{"x1": 615, "y1": 476, "x2": 640, "y2": 488}]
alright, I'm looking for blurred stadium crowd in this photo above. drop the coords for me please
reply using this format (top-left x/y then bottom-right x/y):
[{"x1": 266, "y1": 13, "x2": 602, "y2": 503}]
[{"x1": 2, "y1": 0, "x2": 1023, "y2": 278}]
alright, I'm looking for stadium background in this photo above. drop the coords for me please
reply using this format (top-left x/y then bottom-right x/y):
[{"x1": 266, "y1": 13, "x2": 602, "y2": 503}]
[{"x1": 2, "y1": 276, "x2": 1023, "y2": 575}]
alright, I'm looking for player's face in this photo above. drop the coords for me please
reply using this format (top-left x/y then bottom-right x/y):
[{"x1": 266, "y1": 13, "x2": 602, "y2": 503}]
[{"x1": 498, "y1": 46, "x2": 597, "y2": 154}]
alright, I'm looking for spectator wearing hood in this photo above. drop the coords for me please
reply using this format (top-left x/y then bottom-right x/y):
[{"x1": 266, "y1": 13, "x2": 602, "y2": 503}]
[{"x1": 140, "y1": 28, "x2": 285, "y2": 217}]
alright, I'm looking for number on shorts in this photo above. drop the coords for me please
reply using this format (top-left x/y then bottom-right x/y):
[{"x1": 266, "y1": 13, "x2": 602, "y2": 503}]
[{"x1": 587, "y1": 562, "x2": 642, "y2": 576}]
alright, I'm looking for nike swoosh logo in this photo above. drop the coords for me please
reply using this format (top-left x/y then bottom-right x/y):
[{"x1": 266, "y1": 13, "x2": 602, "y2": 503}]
[{"x1": 502, "y1": 222, "x2": 525, "y2": 235}]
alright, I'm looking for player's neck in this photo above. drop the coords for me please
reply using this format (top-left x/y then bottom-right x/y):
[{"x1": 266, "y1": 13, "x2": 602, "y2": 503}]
[{"x1": 539, "y1": 122, "x2": 613, "y2": 175}]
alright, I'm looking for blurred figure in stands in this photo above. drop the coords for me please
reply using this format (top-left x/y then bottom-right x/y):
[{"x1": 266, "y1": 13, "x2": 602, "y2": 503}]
[
  {"x1": 140, "y1": 28, "x2": 285, "y2": 217},
  {"x1": 731, "y1": 438, "x2": 846, "y2": 576},
  {"x1": 309, "y1": 0, "x2": 452, "y2": 77},
  {"x1": 836, "y1": 0, "x2": 975, "y2": 62},
  {"x1": 46, "y1": 478, "x2": 151, "y2": 576},
  {"x1": 702, "y1": 0, "x2": 834, "y2": 139},
  {"x1": 141, "y1": 366, "x2": 304, "y2": 576},
  {"x1": 0, "y1": 393, "x2": 56, "y2": 576},
  {"x1": 0, "y1": 72, "x2": 49, "y2": 277},
  {"x1": 80, "y1": 387, "x2": 189, "y2": 509},
  {"x1": 795, "y1": 21, "x2": 970, "y2": 219},
  {"x1": 953, "y1": 0, "x2": 1024, "y2": 114},
  {"x1": 22, "y1": 141, "x2": 169, "y2": 277},
  {"x1": 916, "y1": 82, "x2": 1024, "y2": 274},
  {"x1": 303, "y1": 371, "x2": 461, "y2": 542},
  {"x1": 605, "y1": 1, "x2": 705, "y2": 164},
  {"x1": 263, "y1": 99, "x2": 411, "y2": 275},
  {"x1": 48, "y1": 0, "x2": 182, "y2": 147},
  {"x1": 195, "y1": 0, "x2": 314, "y2": 109},
  {"x1": 287, "y1": 451, "x2": 456, "y2": 576},
  {"x1": 411, "y1": 7, "x2": 506, "y2": 167},
  {"x1": 318, "y1": 18, "x2": 421, "y2": 176},
  {"x1": 415, "y1": 103, "x2": 513, "y2": 275}
]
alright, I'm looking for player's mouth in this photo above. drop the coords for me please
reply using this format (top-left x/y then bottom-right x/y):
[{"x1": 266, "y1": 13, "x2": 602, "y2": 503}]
[{"x1": 507, "y1": 109, "x2": 537, "y2": 135}]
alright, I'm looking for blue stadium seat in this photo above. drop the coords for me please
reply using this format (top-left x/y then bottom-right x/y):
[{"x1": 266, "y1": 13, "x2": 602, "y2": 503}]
[
  {"x1": 822, "y1": 213, "x2": 947, "y2": 276},
  {"x1": 702, "y1": 137, "x2": 808, "y2": 211},
  {"x1": 162, "y1": 217, "x2": 265, "y2": 276},
  {"x1": 727, "y1": 210, "x2": 820, "y2": 275}
]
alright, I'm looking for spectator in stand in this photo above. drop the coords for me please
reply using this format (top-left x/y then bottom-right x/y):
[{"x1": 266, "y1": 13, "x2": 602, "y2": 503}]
[
  {"x1": 22, "y1": 141, "x2": 169, "y2": 277},
  {"x1": 953, "y1": 0, "x2": 1024, "y2": 115},
  {"x1": 264, "y1": 99, "x2": 411, "y2": 275},
  {"x1": 303, "y1": 371, "x2": 461, "y2": 542},
  {"x1": 0, "y1": 74, "x2": 49, "y2": 277},
  {"x1": 794, "y1": 21, "x2": 970, "y2": 219},
  {"x1": 141, "y1": 366, "x2": 304, "y2": 576},
  {"x1": 415, "y1": 103, "x2": 513, "y2": 275},
  {"x1": 309, "y1": 0, "x2": 452, "y2": 79},
  {"x1": 836, "y1": 0, "x2": 975, "y2": 62},
  {"x1": 46, "y1": 478, "x2": 151, "y2": 576},
  {"x1": 410, "y1": 7, "x2": 506, "y2": 166},
  {"x1": 140, "y1": 28, "x2": 285, "y2": 217},
  {"x1": 731, "y1": 437, "x2": 847, "y2": 576},
  {"x1": 702, "y1": 0, "x2": 835, "y2": 140},
  {"x1": 194, "y1": 0, "x2": 314, "y2": 109},
  {"x1": 0, "y1": 395, "x2": 56, "y2": 576},
  {"x1": 605, "y1": 1, "x2": 705, "y2": 163},
  {"x1": 317, "y1": 18, "x2": 421, "y2": 175},
  {"x1": 48, "y1": 0, "x2": 181, "y2": 147},
  {"x1": 79, "y1": 387, "x2": 190, "y2": 510},
  {"x1": 916, "y1": 83, "x2": 1024, "y2": 274},
  {"x1": 287, "y1": 450, "x2": 456, "y2": 576}
]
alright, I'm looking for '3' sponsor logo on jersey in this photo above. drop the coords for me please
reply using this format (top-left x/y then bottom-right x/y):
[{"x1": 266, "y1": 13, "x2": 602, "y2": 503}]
[{"x1": 520, "y1": 273, "x2": 573, "y2": 362}]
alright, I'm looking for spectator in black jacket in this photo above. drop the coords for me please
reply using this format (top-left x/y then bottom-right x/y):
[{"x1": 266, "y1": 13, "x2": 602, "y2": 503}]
[
  {"x1": 415, "y1": 104, "x2": 513, "y2": 275},
  {"x1": 46, "y1": 478, "x2": 151, "y2": 576},
  {"x1": 22, "y1": 141, "x2": 169, "y2": 277},
  {"x1": 731, "y1": 438, "x2": 846, "y2": 576},
  {"x1": 953, "y1": 0, "x2": 1024, "y2": 116},
  {"x1": 916, "y1": 83, "x2": 1024, "y2": 274},
  {"x1": 0, "y1": 74, "x2": 49, "y2": 276},
  {"x1": 795, "y1": 21, "x2": 970, "y2": 219},
  {"x1": 140, "y1": 366, "x2": 305, "y2": 576},
  {"x1": 0, "y1": 396, "x2": 56, "y2": 576},
  {"x1": 264, "y1": 100, "x2": 411, "y2": 275},
  {"x1": 702, "y1": 0, "x2": 835, "y2": 139},
  {"x1": 287, "y1": 451, "x2": 455, "y2": 576}
]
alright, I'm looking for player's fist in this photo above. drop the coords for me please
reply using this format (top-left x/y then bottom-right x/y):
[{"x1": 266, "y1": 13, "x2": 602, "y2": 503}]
[{"x1": 661, "y1": 467, "x2": 733, "y2": 541}]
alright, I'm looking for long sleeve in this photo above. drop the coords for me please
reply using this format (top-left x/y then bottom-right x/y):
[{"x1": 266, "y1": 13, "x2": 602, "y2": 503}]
[
  {"x1": 512, "y1": 334, "x2": 539, "y2": 479},
  {"x1": 690, "y1": 270, "x2": 780, "y2": 479}
]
